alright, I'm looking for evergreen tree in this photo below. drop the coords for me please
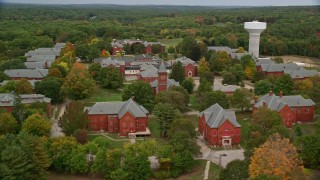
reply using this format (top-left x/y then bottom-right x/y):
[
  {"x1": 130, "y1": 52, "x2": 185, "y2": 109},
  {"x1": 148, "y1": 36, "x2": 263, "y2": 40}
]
[{"x1": 169, "y1": 61, "x2": 185, "y2": 82}]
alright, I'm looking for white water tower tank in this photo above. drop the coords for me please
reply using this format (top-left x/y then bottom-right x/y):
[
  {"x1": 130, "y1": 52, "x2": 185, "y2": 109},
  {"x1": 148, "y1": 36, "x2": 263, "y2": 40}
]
[{"x1": 244, "y1": 21, "x2": 267, "y2": 59}]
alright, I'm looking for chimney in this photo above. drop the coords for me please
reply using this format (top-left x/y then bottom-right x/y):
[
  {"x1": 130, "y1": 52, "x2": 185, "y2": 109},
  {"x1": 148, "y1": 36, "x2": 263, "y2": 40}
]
[
  {"x1": 262, "y1": 101, "x2": 267, "y2": 107},
  {"x1": 268, "y1": 91, "x2": 273, "y2": 96},
  {"x1": 279, "y1": 91, "x2": 283, "y2": 98},
  {"x1": 254, "y1": 96, "x2": 258, "y2": 103}
]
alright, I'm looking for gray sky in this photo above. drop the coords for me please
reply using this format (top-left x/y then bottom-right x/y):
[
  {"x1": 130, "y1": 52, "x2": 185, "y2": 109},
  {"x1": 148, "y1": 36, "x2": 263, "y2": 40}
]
[{"x1": 2, "y1": 0, "x2": 320, "y2": 6}]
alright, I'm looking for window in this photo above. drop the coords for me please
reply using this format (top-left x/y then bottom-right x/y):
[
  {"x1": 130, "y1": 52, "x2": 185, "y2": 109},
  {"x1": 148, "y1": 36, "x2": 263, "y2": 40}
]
[{"x1": 306, "y1": 108, "x2": 309, "y2": 113}]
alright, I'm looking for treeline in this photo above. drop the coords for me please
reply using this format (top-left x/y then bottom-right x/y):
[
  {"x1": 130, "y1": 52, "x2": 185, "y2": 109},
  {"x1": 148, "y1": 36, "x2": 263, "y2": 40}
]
[{"x1": 0, "y1": 4, "x2": 319, "y2": 61}]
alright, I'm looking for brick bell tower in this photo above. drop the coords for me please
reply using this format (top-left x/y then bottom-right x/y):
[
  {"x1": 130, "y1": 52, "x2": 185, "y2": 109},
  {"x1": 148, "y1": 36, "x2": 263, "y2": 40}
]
[{"x1": 157, "y1": 61, "x2": 167, "y2": 93}]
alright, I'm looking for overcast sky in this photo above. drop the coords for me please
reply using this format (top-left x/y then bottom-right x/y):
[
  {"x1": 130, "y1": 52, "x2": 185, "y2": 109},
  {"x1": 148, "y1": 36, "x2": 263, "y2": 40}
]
[{"x1": 2, "y1": 0, "x2": 320, "y2": 6}]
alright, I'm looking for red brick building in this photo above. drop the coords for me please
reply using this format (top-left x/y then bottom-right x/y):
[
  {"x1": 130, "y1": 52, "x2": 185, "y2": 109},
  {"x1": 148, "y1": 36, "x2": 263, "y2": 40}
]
[
  {"x1": 0, "y1": 93, "x2": 51, "y2": 116},
  {"x1": 175, "y1": 57, "x2": 198, "y2": 77},
  {"x1": 198, "y1": 103, "x2": 241, "y2": 146},
  {"x1": 252, "y1": 91, "x2": 315, "y2": 127},
  {"x1": 150, "y1": 62, "x2": 179, "y2": 95},
  {"x1": 86, "y1": 99, "x2": 149, "y2": 136}
]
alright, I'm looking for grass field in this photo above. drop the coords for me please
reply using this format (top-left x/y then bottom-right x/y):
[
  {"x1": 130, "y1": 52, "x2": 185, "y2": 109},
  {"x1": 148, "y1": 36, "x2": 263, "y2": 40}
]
[
  {"x1": 81, "y1": 84, "x2": 123, "y2": 104},
  {"x1": 299, "y1": 117, "x2": 320, "y2": 136},
  {"x1": 189, "y1": 94, "x2": 200, "y2": 111},
  {"x1": 87, "y1": 134, "x2": 128, "y2": 149},
  {"x1": 236, "y1": 112, "x2": 252, "y2": 148},
  {"x1": 158, "y1": 38, "x2": 183, "y2": 48}
]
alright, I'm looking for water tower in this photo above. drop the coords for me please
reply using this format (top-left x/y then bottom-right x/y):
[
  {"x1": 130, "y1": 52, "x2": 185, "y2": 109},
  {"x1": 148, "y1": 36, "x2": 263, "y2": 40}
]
[{"x1": 244, "y1": 21, "x2": 267, "y2": 59}]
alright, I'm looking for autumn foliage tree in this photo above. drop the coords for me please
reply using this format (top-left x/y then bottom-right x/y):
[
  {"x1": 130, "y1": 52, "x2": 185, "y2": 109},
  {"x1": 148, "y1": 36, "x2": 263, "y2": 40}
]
[
  {"x1": 21, "y1": 114, "x2": 51, "y2": 137},
  {"x1": 61, "y1": 62, "x2": 95, "y2": 100},
  {"x1": 16, "y1": 78, "x2": 33, "y2": 94},
  {"x1": 249, "y1": 133, "x2": 305, "y2": 179}
]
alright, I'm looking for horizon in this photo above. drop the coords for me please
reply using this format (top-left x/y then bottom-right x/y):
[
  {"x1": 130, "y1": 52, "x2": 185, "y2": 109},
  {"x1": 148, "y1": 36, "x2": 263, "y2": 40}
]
[{"x1": 1, "y1": 0, "x2": 320, "y2": 6}]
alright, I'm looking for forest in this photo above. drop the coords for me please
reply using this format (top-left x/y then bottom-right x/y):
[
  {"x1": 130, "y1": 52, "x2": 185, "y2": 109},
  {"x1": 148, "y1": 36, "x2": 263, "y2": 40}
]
[{"x1": 0, "y1": 4, "x2": 319, "y2": 61}]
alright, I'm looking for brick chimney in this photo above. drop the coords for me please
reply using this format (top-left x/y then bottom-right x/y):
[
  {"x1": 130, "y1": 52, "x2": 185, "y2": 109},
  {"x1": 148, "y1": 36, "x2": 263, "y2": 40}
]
[
  {"x1": 268, "y1": 91, "x2": 273, "y2": 96},
  {"x1": 279, "y1": 91, "x2": 283, "y2": 98},
  {"x1": 262, "y1": 101, "x2": 267, "y2": 107}
]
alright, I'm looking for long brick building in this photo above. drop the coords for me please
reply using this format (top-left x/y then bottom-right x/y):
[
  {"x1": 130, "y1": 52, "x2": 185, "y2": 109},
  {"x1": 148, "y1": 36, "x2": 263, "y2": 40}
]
[{"x1": 85, "y1": 98, "x2": 149, "y2": 136}]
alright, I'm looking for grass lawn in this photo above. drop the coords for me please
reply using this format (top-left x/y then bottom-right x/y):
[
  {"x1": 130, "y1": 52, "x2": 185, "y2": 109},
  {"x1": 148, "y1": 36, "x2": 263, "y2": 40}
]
[
  {"x1": 148, "y1": 117, "x2": 169, "y2": 146},
  {"x1": 299, "y1": 117, "x2": 320, "y2": 136},
  {"x1": 189, "y1": 94, "x2": 200, "y2": 111},
  {"x1": 158, "y1": 38, "x2": 183, "y2": 48},
  {"x1": 174, "y1": 160, "x2": 207, "y2": 180},
  {"x1": 81, "y1": 84, "x2": 122, "y2": 104},
  {"x1": 235, "y1": 111, "x2": 252, "y2": 148},
  {"x1": 87, "y1": 134, "x2": 128, "y2": 149},
  {"x1": 208, "y1": 162, "x2": 220, "y2": 180}
]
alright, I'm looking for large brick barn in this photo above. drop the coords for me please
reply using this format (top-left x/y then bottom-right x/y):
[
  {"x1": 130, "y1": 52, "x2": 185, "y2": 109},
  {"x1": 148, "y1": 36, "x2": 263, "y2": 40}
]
[
  {"x1": 198, "y1": 103, "x2": 241, "y2": 147},
  {"x1": 85, "y1": 98, "x2": 149, "y2": 136},
  {"x1": 252, "y1": 91, "x2": 315, "y2": 128}
]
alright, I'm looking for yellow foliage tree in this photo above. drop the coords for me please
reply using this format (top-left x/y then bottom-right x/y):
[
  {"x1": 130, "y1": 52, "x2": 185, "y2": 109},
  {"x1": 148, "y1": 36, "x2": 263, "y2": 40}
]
[
  {"x1": 198, "y1": 57, "x2": 210, "y2": 76},
  {"x1": 294, "y1": 79, "x2": 313, "y2": 91},
  {"x1": 249, "y1": 133, "x2": 305, "y2": 180}
]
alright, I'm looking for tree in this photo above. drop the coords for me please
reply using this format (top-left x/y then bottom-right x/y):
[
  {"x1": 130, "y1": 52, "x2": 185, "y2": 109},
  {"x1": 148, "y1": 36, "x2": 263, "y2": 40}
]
[
  {"x1": 252, "y1": 71, "x2": 265, "y2": 83},
  {"x1": 231, "y1": 88, "x2": 253, "y2": 112},
  {"x1": 169, "y1": 61, "x2": 185, "y2": 82},
  {"x1": 151, "y1": 44, "x2": 162, "y2": 54},
  {"x1": 254, "y1": 80, "x2": 272, "y2": 95},
  {"x1": 201, "y1": 90, "x2": 230, "y2": 111},
  {"x1": 244, "y1": 60, "x2": 256, "y2": 80},
  {"x1": 295, "y1": 135, "x2": 320, "y2": 168},
  {"x1": 220, "y1": 160, "x2": 249, "y2": 180},
  {"x1": 199, "y1": 71, "x2": 214, "y2": 84},
  {"x1": 236, "y1": 47, "x2": 245, "y2": 53},
  {"x1": 99, "y1": 67, "x2": 124, "y2": 90},
  {"x1": 0, "y1": 111, "x2": 17, "y2": 135},
  {"x1": 154, "y1": 103, "x2": 181, "y2": 137},
  {"x1": 16, "y1": 78, "x2": 33, "y2": 94},
  {"x1": 48, "y1": 67, "x2": 62, "y2": 78},
  {"x1": 181, "y1": 77, "x2": 195, "y2": 93},
  {"x1": 273, "y1": 57, "x2": 284, "y2": 64},
  {"x1": 0, "y1": 80, "x2": 16, "y2": 93},
  {"x1": 197, "y1": 79, "x2": 213, "y2": 107},
  {"x1": 222, "y1": 72, "x2": 237, "y2": 85},
  {"x1": 198, "y1": 57, "x2": 210, "y2": 76},
  {"x1": 274, "y1": 74, "x2": 294, "y2": 95},
  {"x1": 225, "y1": 64, "x2": 245, "y2": 84},
  {"x1": 74, "y1": 129, "x2": 88, "y2": 144},
  {"x1": 132, "y1": 43, "x2": 145, "y2": 54},
  {"x1": 59, "y1": 101, "x2": 88, "y2": 136},
  {"x1": 122, "y1": 81, "x2": 155, "y2": 111},
  {"x1": 101, "y1": 49, "x2": 110, "y2": 57},
  {"x1": 294, "y1": 79, "x2": 313, "y2": 92},
  {"x1": 252, "y1": 107, "x2": 282, "y2": 135},
  {"x1": 0, "y1": 71, "x2": 9, "y2": 82},
  {"x1": 167, "y1": 46, "x2": 175, "y2": 53},
  {"x1": 35, "y1": 77, "x2": 64, "y2": 103},
  {"x1": 168, "y1": 118, "x2": 195, "y2": 138},
  {"x1": 88, "y1": 63, "x2": 101, "y2": 81},
  {"x1": 177, "y1": 37, "x2": 198, "y2": 60},
  {"x1": 155, "y1": 89, "x2": 188, "y2": 111},
  {"x1": 61, "y1": 63, "x2": 95, "y2": 100},
  {"x1": 249, "y1": 133, "x2": 305, "y2": 179},
  {"x1": 21, "y1": 114, "x2": 51, "y2": 137}
]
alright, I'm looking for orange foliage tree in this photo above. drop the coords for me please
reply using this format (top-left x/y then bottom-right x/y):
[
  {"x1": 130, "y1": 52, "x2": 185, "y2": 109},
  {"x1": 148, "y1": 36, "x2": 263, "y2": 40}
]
[
  {"x1": 249, "y1": 133, "x2": 305, "y2": 180},
  {"x1": 61, "y1": 63, "x2": 94, "y2": 100}
]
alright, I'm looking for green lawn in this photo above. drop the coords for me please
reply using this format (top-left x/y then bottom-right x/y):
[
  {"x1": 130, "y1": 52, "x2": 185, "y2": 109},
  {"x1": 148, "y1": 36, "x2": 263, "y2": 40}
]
[
  {"x1": 299, "y1": 117, "x2": 320, "y2": 136},
  {"x1": 236, "y1": 112, "x2": 252, "y2": 148},
  {"x1": 158, "y1": 38, "x2": 183, "y2": 48},
  {"x1": 87, "y1": 134, "x2": 128, "y2": 149},
  {"x1": 189, "y1": 94, "x2": 200, "y2": 111},
  {"x1": 81, "y1": 84, "x2": 122, "y2": 104},
  {"x1": 208, "y1": 163, "x2": 220, "y2": 180}
]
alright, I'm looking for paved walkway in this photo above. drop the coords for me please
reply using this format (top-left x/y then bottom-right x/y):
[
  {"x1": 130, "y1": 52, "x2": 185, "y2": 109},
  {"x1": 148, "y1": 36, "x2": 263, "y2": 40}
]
[
  {"x1": 50, "y1": 100, "x2": 69, "y2": 137},
  {"x1": 196, "y1": 138, "x2": 245, "y2": 168},
  {"x1": 204, "y1": 161, "x2": 210, "y2": 180}
]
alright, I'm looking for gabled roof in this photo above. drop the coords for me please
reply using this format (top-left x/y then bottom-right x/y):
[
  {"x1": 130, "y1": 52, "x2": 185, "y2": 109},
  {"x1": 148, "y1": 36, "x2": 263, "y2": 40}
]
[
  {"x1": 100, "y1": 58, "x2": 124, "y2": 67},
  {"x1": 139, "y1": 67, "x2": 158, "y2": 78},
  {"x1": 25, "y1": 62, "x2": 51, "y2": 69},
  {"x1": 150, "y1": 79, "x2": 180, "y2": 93},
  {"x1": 255, "y1": 58, "x2": 275, "y2": 66},
  {"x1": 86, "y1": 99, "x2": 149, "y2": 118},
  {"x1": 254, "y1": 93, "x2": 315, "y2": 111},
  {"x1": 175, "y1": 56, "x2": 196, "y2": 66},
  {"x1": 0, "y1": 93, "x2": 15, "y2": 106},
  {"x1": 139, "y1": 64, "x2": 156, "y2": 71},
  {"x1": 261, "y1": 63, "x2": 302, "y2": 72},
  {"x1": 0, "y1": 93, "x2": 51, "y2": 107},
  {"x1": 158, "y1": 61, "x2": 167, "y2": 73},
  {"x1": 284, "y1": 70, "x2": 319, "y2": 79},
  {"x1": 26, "y1": 55, "x2": 56, "y2": 62},
  {"x1": 198, "y1": 103, "x2": 241, "y2": 128},
  {"x1": 4, "y1": 69, "x2": 48, "y2": 79}
]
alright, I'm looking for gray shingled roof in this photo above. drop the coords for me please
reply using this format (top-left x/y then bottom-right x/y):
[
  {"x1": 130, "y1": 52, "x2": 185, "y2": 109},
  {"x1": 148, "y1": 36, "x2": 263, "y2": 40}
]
[
  {"x1": 87, "y1": 99, "x2": 149, "y2": 118},
  {"x1": 158, "y1": 61, "x2": 167, "y2": 73},
  {"x1": 255, "y1": 58, "x2": 275, "y2": 66},
  {"x1": 0, "y1": 93, "x2": 51, "y2": 107},
  {"x1": 26, "y1": 55, "x2": 56, "y2": 62},
  {"x1": 25, "y1": 62, "x2": 51, "y2": 69},
  {"x1": 198, "y1": 103, "x2": 241, "y2": 128},
  {"x1": 139, "y1": 64, "x2": 156, "y2": 71},
  {"x1": 254, "y1": 93, "x2": 315, "y2": 111},
  {"x1": 101, "y1": 58, "x2": 120, "y2": 67},
  {"x1": 175, "y1": 56, "x2": 196, "y2": 66},
  {"x1": 213, "y1": 85, "x2": 240, "y2": 92},
  {"x1": 139, "y1": 67, "x2": 158, "y2": 78},
  {"x1": 4, "y1": 69, "x2": 48, "y2": 79},
  {"x1": 261, "y1": 63, "x2": 302, "y2": 72},
  {"x1": 150, "y1": 79, "x2": 180, "y2": 93},
  {"x1": 284, "y1": 70, "x2": 319, "y2": 79},
  {"x1": 0, "y1": 79, "x2": 41, "y2": 88}
]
